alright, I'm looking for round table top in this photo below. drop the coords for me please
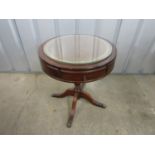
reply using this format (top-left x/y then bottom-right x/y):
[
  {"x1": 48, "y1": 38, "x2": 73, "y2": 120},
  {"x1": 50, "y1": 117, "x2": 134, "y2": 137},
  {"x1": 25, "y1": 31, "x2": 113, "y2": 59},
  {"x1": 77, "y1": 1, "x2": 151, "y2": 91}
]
[
  {"x1": 39, "y1": 35, "x2": 116, "y2": 83},
  {"x1": 43, "y1": 35, "x2": 112, "y2": 65}
]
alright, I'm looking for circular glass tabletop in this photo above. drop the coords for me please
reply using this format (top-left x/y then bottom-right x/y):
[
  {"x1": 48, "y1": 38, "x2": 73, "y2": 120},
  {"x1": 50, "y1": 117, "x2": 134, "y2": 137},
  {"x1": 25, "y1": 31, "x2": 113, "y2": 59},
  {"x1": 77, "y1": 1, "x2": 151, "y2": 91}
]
[{"x1": 43, "y1": 35, "x2": 112, "y2": 64}]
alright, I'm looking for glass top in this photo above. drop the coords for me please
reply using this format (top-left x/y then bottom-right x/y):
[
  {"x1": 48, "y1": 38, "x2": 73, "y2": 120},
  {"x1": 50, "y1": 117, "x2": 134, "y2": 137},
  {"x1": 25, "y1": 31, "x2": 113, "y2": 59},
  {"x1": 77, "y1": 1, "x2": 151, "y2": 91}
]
[{"x1": 43, "y1": 35, "x2": 112, "y2": 64}]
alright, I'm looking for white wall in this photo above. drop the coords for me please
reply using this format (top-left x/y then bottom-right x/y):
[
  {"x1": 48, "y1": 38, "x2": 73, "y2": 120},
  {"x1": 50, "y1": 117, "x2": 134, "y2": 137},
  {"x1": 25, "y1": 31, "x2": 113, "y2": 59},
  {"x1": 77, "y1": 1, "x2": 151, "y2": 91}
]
[{"x1": 0, "y1": 19, "x2": 155, "y2": 73}]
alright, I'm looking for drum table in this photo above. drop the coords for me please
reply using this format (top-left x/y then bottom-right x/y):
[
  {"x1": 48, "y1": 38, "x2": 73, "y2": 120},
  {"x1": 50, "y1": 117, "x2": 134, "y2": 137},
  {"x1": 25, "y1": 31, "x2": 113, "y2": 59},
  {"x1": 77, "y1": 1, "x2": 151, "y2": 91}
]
[{"x1": 39, "y1": 35, "x2": 116, "y2": 128}]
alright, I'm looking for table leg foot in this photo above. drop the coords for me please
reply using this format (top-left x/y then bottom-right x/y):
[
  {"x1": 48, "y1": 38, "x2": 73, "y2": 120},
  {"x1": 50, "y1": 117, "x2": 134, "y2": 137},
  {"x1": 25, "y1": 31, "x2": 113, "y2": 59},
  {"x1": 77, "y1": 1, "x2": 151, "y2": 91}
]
[
  {"x1": 80, "y1": 91, "x2": 106, "y2": 108},
  {"x1": 67, "y1": 115, "x2": 74, "y2": 128}
]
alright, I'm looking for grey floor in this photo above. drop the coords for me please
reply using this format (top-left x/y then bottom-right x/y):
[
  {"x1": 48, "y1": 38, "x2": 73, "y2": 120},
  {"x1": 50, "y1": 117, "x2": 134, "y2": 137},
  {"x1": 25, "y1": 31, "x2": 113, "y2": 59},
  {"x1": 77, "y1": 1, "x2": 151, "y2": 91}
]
[{"x1": 0, "y1": 73, "x2": 155, "y2": 134}]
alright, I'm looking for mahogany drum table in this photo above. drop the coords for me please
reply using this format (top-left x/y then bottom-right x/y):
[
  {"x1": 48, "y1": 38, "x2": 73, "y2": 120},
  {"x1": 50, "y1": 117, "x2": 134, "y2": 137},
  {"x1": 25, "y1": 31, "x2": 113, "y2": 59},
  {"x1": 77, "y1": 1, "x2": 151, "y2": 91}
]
[{"x1": 39, "y1": 35, "x2": 116, "y2": 128}]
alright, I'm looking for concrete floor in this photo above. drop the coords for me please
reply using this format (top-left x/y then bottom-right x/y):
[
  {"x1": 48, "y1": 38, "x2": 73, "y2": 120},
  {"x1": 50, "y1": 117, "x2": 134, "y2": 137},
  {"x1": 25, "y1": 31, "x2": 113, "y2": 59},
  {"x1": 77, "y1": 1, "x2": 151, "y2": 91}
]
[{"x1": 0, "y1": 73, "x2": 155, "y2": 134}]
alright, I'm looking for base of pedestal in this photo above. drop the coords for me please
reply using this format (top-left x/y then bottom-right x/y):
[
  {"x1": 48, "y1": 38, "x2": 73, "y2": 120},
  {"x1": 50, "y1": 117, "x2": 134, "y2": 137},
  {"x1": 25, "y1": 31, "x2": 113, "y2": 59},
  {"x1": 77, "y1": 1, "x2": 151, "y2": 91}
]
[{"x1": 52, "y1": 83, "x2": 106, "y2": 128}]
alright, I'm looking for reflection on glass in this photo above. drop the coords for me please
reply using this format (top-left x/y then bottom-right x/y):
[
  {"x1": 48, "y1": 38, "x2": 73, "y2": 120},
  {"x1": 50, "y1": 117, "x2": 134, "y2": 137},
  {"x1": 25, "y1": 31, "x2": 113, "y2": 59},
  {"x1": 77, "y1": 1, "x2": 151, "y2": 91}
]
[{"x1": 44, "y1": 35, "x2": 112, "y2": 64}]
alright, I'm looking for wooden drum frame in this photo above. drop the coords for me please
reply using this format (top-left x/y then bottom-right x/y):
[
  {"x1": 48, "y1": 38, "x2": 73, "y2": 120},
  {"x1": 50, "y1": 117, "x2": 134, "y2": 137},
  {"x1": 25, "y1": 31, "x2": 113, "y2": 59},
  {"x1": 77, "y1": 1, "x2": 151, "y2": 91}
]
[{"x1": 39, "y1": 37, "x2": 117, "y2": 128}]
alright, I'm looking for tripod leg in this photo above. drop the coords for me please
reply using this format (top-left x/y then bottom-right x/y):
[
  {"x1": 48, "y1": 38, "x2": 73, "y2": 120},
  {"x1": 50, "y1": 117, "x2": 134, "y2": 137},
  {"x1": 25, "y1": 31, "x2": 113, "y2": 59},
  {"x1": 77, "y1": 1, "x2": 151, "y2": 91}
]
[
  {"x1": 67, "y1": 92, "x2": 78, "y2": 128},
  {"x1": 52, "y1": 88, "x2": 74, "y2": 98},
  {"x1": 80, "y1": 91, "x2": 106, "y2": 108}
]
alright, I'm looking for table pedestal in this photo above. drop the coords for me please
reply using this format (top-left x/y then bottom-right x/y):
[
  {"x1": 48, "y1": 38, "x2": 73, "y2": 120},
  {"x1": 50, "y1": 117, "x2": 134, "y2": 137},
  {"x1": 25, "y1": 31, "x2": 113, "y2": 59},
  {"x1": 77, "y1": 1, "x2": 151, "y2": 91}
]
[{"x1": 52, "y1": 83, "x2": 106, "y2": 128}]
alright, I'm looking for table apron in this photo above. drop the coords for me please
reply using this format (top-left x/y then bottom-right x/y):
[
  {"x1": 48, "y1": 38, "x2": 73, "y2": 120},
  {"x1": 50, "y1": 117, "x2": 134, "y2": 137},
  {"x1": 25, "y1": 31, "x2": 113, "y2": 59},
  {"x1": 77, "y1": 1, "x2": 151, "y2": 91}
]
[{"x1": 41, "y1": 60, "x2": 115, "y2": 83}]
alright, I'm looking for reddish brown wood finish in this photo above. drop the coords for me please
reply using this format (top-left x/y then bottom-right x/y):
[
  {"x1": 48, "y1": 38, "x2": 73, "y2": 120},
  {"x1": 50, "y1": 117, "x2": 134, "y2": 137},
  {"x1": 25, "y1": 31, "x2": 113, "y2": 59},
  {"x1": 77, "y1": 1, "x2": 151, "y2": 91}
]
[
  {"x1": 39, "y1": 37, "x2": 116, "y2": 127},
  {"x1": 52, "y1": 83, "x2": 106, "y2": 127}
]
